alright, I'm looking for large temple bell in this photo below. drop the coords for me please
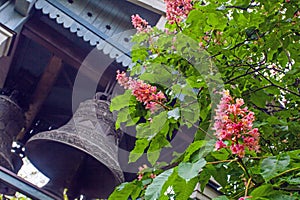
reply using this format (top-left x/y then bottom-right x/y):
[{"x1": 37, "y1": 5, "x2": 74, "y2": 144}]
[
  {"x1": 0, "y1": 94, "x2": 24, "y2": 194},
  {"x1": 25, "y1": 96, "x2": 124, "y2": 199}
]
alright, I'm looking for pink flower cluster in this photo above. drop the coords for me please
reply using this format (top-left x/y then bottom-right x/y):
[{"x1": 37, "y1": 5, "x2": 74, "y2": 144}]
[
  {"x1": 137, "y1": 164, "x2": 156, "y2": 181},
  {"x1": 131, "y1": 14, "x2": 151, "y2": 32},
  {"x1": 165, "y1": 0, "x2": 193, "y2": 24},
  {"x1": 116, "y1": 70, "x2": 166, "y2": 113},
  {"x1": 213, "y1": 90, "x2": 260, "y2": 158}
]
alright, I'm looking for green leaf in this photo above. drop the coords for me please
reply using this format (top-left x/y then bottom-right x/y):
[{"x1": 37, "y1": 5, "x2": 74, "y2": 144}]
[
  {"x1": 286, "y1": 177, "x2": 300, "y2": 185},
  {"x1": 207, "y1": 13, "x2": 219, "y2": 26},
  {"x1": 183, "y1": 140, "x2": 207, "y2": 162},
  {"x1": 148, "y1": 134, "x2": 171, "y2": 165},
  {"x1": 287, "y1": 150, "x2": 300, "y2": 168},
  {"x1": 260, "y1": 154, "x2": 290, "y2": 182},
  {"x1": 131, "y1": 185, "x2": 143, "y2": 200},
  {"x1": 211, "y1": 148, "x2": 230, "y2": 161},
  {"x1": 136, "y1": 123, "x2": 150, "y2": 139},
  {"x1": 161, "y1": 168, "x2": 198, "y2": 200},
  {"x1": 110, "y1": 90, "x2": 132, "y2": 111},
  {"x1": 250, "y1": 90, "x2": 272, "y2": 108},
  {"x1": 150, "y1": 111, "x2": 168, "y2": 136},
  {"x1": 267, "y1": 116, "x2": 281, "y2": 125},
  {"x1": 250, "y1": 184, "x2": 277, "y2": 199},
  {"x1": 108, "y1": 182, "x2": 137, "y2": 200},
  {"x1": 269, "y1": 194, "x2": 298, "y2": 200},
  {"x1": 129, "y1": 139, "x2": 149, "y2": 163},
  {"x1": 199, "y1": 167, "x2": 211, "y2": 192},
  {"x1": 205, "y1": 164, "x2": 228, "y2": 188},
  {"x1": 159, "y1": 170, "x2": 177, "y2": 200},
  {"x1": 175, "y1": 177, "x2": 198, "y2": 200},
  {"x1": 145, "y1": 169, "x2": 174, "y2": 200},
  {"x1": 181, "y1": 96, "x2": 200, "y2": 126},
  {"x1": 115, "y1": 107, "x2": 139, "y2": 129},
  {"x1": 200, "y1": 105, "x2": 209, "y2": 121},
  {"x1": 136, "y1": 111, "x2": 168, "y2": 139},
  {"x1": 178, "y1": 158, "x2": 206, "y2": 181}
]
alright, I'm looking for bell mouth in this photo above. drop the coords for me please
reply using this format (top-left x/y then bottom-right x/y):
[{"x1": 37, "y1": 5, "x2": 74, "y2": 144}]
[{"x1": 25, "y1": 138, "x2": 123, "y2": 199}]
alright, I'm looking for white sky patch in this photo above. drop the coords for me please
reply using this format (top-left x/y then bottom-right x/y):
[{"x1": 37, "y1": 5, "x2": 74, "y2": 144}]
[{"x1": 17, "y1": 157, "x2": 49, "y2": 188}]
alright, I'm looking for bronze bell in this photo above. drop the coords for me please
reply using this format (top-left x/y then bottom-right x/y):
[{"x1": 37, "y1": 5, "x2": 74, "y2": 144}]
[
  {"x1": 0, "y1": 94, "x2": 24, "y2": 194},
  {"x1": 25, "y1": 97, "x2": 124, "y2": 199}
]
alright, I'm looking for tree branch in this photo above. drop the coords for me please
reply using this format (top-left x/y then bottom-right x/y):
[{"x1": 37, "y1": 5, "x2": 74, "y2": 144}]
[
  {"x1": 248, "y1": 65, "x2": 300, "y2": 97},
  {"x1": 271, "y1": 167, "x2": 300, "y2": 181},
  {"x1": 225, "y1": 66, "x2": 265, "y2": 84}
]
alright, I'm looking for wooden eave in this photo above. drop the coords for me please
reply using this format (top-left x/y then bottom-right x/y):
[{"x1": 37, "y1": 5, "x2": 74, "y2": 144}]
[{"x1": 34, "y1": 0, "x2": 137, "y2": 68}]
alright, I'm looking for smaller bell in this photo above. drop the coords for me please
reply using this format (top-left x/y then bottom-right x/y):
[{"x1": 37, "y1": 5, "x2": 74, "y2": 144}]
[{"x1": 0, "y1": 94, "x2": 24, "y2": 194}]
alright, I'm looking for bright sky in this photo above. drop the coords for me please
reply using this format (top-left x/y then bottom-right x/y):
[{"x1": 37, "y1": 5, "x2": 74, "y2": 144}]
[{"x1": 17, "y1": 157, "x2": 49, "y2": 188}]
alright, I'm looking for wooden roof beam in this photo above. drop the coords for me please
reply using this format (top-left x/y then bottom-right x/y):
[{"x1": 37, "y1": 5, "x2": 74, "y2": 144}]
[{"x1": 17, "y1": 55, "x2": 63, "y2": 140}]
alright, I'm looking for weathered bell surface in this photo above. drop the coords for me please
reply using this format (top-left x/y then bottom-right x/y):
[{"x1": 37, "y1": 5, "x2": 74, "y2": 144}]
[
  {"x1": 0, "y1": 95, "x2": 24, "y2": 194},
  {"x1": 25, "y1": 97, "x2": 124, "y2": 199}
]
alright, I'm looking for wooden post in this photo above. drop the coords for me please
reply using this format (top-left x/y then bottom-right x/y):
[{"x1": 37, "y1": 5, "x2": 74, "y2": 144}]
[{"x1": 17, "y1": 55, "x2": 63, "y2": 140}]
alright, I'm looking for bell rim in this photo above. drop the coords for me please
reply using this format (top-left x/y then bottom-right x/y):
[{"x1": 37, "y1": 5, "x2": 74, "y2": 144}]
[
  {"x1": 0, "y1": 152, "x2": 14, "y2": 171},
  {"x1": 25, "y1": 130, "x2": 124, "y2": 184},
  {"x1": 0, "y1": 95, "x2": 23, "y2": 111}
]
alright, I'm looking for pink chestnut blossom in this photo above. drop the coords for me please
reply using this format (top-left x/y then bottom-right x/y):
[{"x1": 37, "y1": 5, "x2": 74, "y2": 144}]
[
  {"x1": 230, "y1": 144, "x2": 245, "y2": 158},
  {"x1": 116, "y1": 70, "x2": 166, "y2": 113},
  {"x1": 150, "y1": 173, "x2": 156, "y2": 179},
  {"x1": 131, "y1": 14, "x2": 151, "y2": 33},
  {"x1": 137, "y1": 173, "x2": 143, "y2": 181},
  {"x1": 213, "y1": 90, "x2": 260, "y2": 157},
  {"x1": 215, "y1": 140, "x2": 227, "y2": 150},
  {"x1": 164, "y1": 0, "x2": 193, "y2": 24}
]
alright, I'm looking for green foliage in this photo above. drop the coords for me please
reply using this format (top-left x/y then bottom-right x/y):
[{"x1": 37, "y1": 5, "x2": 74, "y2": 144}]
[
  {"x1": 249, "y1": 184, "x2": 299, "y2": 200},
  {"x1": 260, "y1": 154, "x2": 290, "y2": 182},
  {"x1": 250, "y1": 184, "x2": 277, "y2": 198},
  {"x1": 110, "y1": 90, "x2": 133, "y2": 112},
  {"x1": 108, "y1": 182, "x2": 139, "y2": 200},
  {"x1": 178, "y1": 158, "x2": 206, "y2": 181},
  {"x1": 145, "y1": 169, "x2": 173, "y2": 200},
  {"x1": 109, "y1": 0, "x2": 300, "y2": 199}
]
